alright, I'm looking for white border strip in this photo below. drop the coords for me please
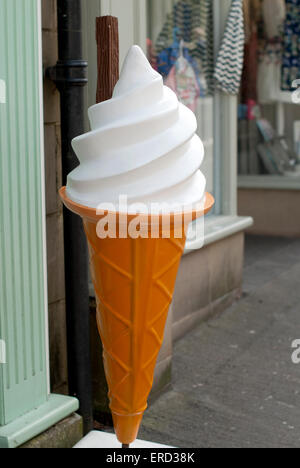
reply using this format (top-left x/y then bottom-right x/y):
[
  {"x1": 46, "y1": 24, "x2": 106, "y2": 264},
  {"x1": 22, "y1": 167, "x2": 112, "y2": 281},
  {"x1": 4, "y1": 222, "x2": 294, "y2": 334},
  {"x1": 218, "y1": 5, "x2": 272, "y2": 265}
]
[{"x1": 74, "y1": 431, "x2": 174, "y2": 449}]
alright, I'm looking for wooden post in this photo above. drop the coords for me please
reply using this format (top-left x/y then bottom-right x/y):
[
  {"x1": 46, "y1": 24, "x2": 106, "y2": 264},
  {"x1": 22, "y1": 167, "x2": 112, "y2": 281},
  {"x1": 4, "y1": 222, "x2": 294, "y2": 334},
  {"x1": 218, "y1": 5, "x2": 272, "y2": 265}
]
[{"x1": 96, "y1": 16, "x2": 119, "y2": 103}]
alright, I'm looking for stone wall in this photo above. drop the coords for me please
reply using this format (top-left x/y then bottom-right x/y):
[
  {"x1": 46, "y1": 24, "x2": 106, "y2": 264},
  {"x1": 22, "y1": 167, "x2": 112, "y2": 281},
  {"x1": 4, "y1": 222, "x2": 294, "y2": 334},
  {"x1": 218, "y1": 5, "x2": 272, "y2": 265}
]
[
  {"x1": 173, "y1": 233, "x2": 244, "y2": 342},
  {"x1": 42, "y1": 0, "x2": 68, "y2": 394},
  {"x1": 238, "y1": 188, "x2": 300, "y2": 238}
]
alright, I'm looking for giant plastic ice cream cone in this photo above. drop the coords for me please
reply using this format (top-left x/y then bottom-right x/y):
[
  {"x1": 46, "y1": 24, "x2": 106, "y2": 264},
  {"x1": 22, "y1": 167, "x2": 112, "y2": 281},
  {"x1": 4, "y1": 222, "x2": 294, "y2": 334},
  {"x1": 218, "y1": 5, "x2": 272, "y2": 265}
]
[{"x1": 61, "y1": 45, "x2": 214, "y2": 445}]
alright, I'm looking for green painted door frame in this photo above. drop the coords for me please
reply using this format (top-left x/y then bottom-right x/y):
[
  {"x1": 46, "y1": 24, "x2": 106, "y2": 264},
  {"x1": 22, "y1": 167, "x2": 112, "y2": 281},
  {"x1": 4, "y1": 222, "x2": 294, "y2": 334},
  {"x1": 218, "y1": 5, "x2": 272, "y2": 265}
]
[{"x1": 0, "y1": 0, "x2": 78, "y2": 448}]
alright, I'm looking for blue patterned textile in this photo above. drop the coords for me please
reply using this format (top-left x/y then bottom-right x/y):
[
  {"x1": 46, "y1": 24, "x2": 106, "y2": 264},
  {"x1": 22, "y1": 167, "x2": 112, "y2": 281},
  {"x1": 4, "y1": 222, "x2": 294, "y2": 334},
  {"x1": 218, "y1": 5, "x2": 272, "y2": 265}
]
[{"x1": 281, "y1": 0, "x2": 300, "y2": 91}]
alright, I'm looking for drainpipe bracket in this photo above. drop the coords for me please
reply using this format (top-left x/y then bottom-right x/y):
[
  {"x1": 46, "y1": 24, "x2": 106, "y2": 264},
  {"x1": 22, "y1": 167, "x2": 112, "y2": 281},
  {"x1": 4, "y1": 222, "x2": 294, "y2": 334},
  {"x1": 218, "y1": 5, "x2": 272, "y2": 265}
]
[{"x1": 46, "y1": 60, "x2": 88, "y2": 89}]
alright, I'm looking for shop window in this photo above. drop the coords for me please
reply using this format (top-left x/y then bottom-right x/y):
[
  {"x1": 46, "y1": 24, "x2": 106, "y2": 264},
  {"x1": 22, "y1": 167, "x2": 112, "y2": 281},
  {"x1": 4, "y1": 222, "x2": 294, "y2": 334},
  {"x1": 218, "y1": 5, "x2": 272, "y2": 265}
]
[{"x1": 238, "y1": 0, "x2": 300, "y2": 177}]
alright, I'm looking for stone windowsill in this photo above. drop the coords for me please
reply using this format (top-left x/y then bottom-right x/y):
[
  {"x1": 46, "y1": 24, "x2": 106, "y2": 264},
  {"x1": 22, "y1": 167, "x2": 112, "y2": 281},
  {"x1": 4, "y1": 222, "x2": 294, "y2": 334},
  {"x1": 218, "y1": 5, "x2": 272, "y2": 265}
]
[
  {"x1": 238, "y1": 175, "x2": 300, "y2": 191},
  {"x1": 184, "y1": 215, "x2": 253, "y2": 254}
]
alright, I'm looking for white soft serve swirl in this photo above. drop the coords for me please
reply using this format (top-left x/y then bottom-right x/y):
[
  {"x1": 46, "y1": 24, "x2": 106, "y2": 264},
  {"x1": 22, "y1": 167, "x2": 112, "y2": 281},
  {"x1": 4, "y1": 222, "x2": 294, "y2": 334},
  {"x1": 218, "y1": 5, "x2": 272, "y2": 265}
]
[{"x1": 67, "y1": 46, "x2": 206, "y2": 213}]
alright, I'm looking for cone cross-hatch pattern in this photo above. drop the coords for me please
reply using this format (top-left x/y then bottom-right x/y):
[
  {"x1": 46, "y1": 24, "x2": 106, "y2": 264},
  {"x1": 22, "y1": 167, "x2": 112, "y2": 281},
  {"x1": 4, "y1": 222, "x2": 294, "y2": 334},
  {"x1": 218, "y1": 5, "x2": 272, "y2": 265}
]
[{"x1": 84, "y1": 219, "x2": 186, "y2": 442}]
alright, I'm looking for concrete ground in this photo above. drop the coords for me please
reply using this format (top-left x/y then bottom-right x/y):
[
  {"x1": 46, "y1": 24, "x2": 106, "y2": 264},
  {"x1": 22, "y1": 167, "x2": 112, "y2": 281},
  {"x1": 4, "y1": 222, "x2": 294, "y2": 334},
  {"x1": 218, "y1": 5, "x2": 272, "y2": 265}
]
[{"x1": 139, "y1": 236, "x2": 300, "y2": 448}]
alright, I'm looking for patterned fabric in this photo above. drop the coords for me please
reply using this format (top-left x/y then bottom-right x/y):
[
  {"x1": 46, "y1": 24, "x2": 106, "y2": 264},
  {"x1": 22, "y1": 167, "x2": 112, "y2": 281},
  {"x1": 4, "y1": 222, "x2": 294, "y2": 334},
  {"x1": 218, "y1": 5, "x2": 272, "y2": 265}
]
[
  {"x1": 281, "y1": 0, "x2": 300, "y2": 91},
  {"x1": 214, "y1": 0, "x2": 245, "y2": 95},
  {"x1": 165, "y1": 43, "x2": 200, "y2": 111},
  {"x1": 155, "y1": 0, "x2": 214, "y2": 95}
]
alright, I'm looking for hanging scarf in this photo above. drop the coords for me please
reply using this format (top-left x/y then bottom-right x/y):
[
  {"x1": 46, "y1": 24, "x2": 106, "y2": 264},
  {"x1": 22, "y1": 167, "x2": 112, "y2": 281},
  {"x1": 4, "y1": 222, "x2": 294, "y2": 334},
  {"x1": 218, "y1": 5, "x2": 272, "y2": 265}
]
[{"x1": 214, "y1": 0, "x2": 245, "y2": 95}]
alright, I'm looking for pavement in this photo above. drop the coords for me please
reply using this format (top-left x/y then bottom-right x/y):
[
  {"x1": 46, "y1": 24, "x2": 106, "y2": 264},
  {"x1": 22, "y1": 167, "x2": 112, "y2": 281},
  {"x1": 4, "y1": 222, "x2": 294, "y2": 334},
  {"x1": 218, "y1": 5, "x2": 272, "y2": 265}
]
[{"x1": 139, "y1": 236, "x2": 300, "y2": 448}]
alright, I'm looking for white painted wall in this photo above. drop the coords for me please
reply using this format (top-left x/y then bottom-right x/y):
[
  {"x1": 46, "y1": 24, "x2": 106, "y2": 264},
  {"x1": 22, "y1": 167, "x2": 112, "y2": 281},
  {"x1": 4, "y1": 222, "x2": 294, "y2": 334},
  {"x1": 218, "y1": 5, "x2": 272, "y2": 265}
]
[{"x1": 197, "y1": 98, "x2": 214, "y2": 194}]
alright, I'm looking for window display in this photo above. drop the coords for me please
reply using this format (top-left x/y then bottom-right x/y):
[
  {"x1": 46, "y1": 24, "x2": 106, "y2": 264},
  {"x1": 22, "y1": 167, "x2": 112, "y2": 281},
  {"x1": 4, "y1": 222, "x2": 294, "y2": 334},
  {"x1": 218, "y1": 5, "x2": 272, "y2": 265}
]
[{"x1": 238, "y1": 0, "x2": 300, "y2": 176}]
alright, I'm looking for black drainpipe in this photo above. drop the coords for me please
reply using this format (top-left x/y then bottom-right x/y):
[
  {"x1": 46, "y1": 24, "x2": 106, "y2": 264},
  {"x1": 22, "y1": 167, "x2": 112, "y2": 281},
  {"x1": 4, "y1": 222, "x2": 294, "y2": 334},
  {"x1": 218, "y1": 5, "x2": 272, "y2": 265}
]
[{"x1": 47, "y1": 0, "x2": 93, "y2": 434}]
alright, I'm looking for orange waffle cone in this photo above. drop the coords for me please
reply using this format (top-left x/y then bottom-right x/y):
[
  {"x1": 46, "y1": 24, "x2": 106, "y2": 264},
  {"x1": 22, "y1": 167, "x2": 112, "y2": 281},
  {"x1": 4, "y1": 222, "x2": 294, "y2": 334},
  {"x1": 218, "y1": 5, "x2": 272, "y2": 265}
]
[
  {"x1": 84, "y1": 221, "x2": 187, "y2": 444},
  {"x1": 60, "y1": 187, "x2": 214, "y2": 444}
]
